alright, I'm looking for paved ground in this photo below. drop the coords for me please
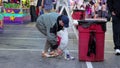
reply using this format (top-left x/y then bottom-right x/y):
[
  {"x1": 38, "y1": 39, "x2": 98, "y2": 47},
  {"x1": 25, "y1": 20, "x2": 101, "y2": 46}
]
[{"x1": 0, "y1": 21, "x2": 119, "y2": 68}]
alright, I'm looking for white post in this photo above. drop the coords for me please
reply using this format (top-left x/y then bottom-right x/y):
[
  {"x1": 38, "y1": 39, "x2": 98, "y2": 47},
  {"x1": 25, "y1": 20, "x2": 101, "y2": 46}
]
[{"x1": 58, "y1": 0, "x2": 78, "y2": 39}]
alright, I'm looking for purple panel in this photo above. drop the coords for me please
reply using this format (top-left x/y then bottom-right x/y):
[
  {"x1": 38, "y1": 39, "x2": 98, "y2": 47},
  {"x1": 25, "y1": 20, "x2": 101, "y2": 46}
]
[
  {"x1": 4, "y1": 15, "x2": 31, "y2": 24},
  {"x1": 14, "y1": 9, "x2": 20, "y2": 13},
  {"x1": 15, "y1": 17, "x2": 23, "y2": 21},
  {"x1": 4, "y1": 20, "x2": 23, "y2": 24},
  {"x1": 4, "y1": 17, "x2": 23, "y2": 24},
  {"x1": 15, "y1": 17, "x2": 24, "y2": 24},
  {"x1": 4, "y1": 17, "x2": 10, "y2": 20}
]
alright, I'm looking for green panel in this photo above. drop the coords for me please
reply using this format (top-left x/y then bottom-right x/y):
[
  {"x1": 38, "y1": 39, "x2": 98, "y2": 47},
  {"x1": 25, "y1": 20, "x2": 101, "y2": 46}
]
[{"x1": 3, "y1": 13, "x2": 25, "y2": 17}]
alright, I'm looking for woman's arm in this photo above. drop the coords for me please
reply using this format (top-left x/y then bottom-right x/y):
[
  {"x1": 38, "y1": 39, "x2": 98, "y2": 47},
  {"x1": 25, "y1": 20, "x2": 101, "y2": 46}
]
[{"x1": 41, "y1": 0, "x2": 44, "y2": 8}]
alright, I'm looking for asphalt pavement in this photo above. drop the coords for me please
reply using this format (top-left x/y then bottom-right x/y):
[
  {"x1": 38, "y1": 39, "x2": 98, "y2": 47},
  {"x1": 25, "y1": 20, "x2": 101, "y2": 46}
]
[{"x1": 0, "y1": 21, "x2": 119, "y2": 68}]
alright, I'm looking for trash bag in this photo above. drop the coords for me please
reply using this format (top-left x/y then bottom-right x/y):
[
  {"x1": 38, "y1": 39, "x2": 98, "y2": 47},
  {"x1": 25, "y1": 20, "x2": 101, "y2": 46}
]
[
  {"x1": 87, "y1": 31, "x2": 96, "y2": 56},
  {"x1": 57, "y1": 28, "x2": 68, "y2": 50}
]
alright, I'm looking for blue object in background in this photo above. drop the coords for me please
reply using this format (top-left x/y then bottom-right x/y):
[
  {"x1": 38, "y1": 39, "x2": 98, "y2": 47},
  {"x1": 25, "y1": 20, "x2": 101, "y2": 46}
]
[{"x1": 40, "y1": 9, "x2": 44, "y2": 15}]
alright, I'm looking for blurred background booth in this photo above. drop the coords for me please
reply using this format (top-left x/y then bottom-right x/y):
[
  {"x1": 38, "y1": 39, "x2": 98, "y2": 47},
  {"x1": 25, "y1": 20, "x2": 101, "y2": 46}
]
[{"x1": 3, "y1": 0, "x2": 30, "y2": 24}]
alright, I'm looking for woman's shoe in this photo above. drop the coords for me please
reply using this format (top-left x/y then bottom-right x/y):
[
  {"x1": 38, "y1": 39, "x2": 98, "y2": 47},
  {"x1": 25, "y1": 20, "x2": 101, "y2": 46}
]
[{"x1": 64, "y1": 54, "x2": 75, "y2": 60}]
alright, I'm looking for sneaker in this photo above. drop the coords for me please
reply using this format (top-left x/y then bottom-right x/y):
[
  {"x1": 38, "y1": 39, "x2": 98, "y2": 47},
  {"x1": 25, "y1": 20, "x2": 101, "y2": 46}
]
[
  {"x1": 64, "y1": 54, "x2": 75, "y2": 60},
  {"x1": 115, "y1": 49, "x2": 120, "y2": 55},
  {"x1": 70, "y1": 56, "x2": 75, "y2": 60},
  {"x1": 64, "y1": 54, "x2": 70, "y2": 60}
]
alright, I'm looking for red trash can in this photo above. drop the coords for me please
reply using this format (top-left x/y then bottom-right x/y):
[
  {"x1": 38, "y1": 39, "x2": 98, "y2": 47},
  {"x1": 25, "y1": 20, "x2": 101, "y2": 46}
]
[
  {"x1": 78, "y1": 19, "x2": 106, "y2": 62},
  {"x1": 72, "y1": 9, "x2": 85, "y2": 20}
]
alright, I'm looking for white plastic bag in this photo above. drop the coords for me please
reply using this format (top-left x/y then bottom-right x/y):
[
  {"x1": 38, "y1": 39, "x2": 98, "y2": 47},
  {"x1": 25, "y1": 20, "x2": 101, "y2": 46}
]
[
  {"x1": 57, "y1": 28, "x2": 75, "y2": 60},
  {"x1": 57, "y1": 28, "x2": 68, "y2": 50}
]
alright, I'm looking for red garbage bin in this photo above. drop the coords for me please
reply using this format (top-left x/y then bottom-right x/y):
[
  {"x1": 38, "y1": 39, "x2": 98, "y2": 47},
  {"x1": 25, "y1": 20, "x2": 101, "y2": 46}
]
[
  {"x1": 72, "y1": 9, "x2": 85, "y2": 20},
  {"x1": 78, "y1": 19, "x2": 106, "y2": 62}
]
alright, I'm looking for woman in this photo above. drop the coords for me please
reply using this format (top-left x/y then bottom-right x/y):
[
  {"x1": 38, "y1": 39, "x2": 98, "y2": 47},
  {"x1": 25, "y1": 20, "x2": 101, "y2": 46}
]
[
  {"x1": 41, "y1": 0, "x2": 53, "y2": 13},
  {"x1": 30, "y1": 0, "x2": 37, "y2": 22}
]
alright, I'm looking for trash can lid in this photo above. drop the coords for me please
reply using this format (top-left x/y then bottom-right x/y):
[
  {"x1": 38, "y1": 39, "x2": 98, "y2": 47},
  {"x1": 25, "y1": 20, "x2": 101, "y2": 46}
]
[{"x1": 78, "y1": 18, "x2": 107, "y2": 25}]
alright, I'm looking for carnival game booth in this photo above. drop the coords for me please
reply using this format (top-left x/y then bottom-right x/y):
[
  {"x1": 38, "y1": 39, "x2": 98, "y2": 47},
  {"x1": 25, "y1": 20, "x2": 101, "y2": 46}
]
[
  {"x1": 0, "y1": 14, "x2": 3, "y2": 32},
  {"x1": 3, "y1": 0, "x2": 30, "y2": 24}
]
